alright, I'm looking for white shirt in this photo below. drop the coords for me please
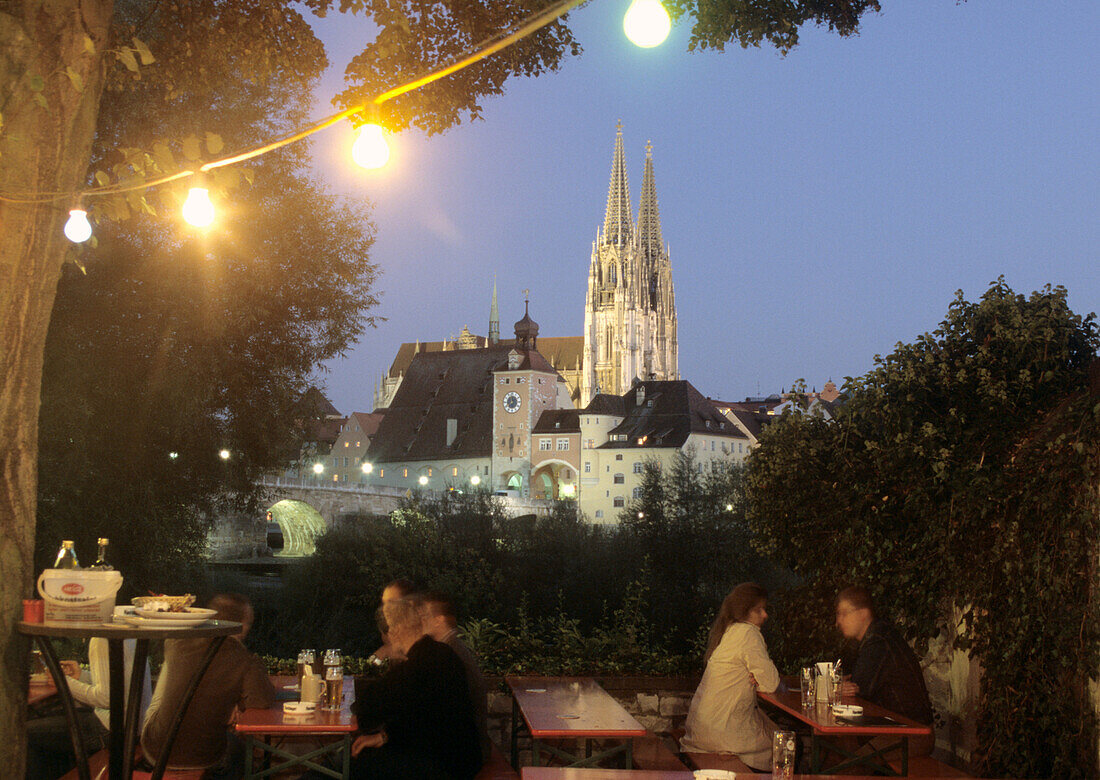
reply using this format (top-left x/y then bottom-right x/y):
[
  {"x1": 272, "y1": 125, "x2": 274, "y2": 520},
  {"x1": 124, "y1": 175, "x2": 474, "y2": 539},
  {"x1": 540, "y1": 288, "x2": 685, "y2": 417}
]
[
  {"x1": 66, "y1": 638, "x2": 152, "y2": 731},
  {"x1": 680, "y1": 622, "x2": 780, "y2": 769}
]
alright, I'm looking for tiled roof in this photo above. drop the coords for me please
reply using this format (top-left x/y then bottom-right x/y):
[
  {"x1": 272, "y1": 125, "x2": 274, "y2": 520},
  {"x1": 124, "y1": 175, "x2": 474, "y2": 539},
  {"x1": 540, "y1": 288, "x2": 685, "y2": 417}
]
[
  {"x1": 367, "y1": 345, "x2": 558, "y2": 463},
  {"x1": 533, "y1": 409, "x2": 581, "y2": 433},
  {"x1": 385, "y1": 336, "x2": 582, "y2": 378},
  {"x1": 584, "y1": 394, "x2": 626, "y2": 416},
  {"x1": 598, "y1": 380, "x2": 743, "y2": 449}
]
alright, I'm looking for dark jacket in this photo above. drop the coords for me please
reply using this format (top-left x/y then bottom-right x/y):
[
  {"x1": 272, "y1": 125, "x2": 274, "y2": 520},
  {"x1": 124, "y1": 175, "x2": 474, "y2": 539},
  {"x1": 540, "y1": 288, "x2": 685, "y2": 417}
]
[
  {"x1": 353, "y1": 635, "x2": 481, "y2": 780},
  {"x1": 847, "y1": 618, "x2": 934, "y2": 726}
]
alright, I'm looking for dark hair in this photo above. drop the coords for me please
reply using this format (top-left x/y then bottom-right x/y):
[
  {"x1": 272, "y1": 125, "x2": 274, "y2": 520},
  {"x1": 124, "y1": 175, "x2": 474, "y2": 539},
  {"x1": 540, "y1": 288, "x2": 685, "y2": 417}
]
[
  {"x1": 704, "y1": 583, "x2": 768, "y2": 662},
  {"x1": 383, "y1": 578, "x2": 419, "y2": 598},
  {"x1": 836, "y1": 586, "x2": 875, "y2": 618},
  {"x1": 207, "y1": 592, "x2": 252, "y2": 624},
  {"x1": 419, "y1": 590, "x2": 456, "y2": 621}
]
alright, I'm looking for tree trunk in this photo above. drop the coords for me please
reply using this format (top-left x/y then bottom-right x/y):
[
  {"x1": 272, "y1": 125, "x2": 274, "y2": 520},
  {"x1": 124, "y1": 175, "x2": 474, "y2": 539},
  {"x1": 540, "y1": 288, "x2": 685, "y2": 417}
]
[{"x1": 0, "y1": 1, "x2": 112, "y2": 772}]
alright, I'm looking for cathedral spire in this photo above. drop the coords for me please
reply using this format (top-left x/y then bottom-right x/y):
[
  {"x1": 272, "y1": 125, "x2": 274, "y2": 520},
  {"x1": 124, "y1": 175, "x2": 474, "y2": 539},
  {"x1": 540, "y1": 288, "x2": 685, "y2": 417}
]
[
  {"x1": 488, "y1": 276, "x2": 500, "y2": 345},
  {"x1": 636, "y1": 140, "x2": 664, "y2": 259},
  {"x1": 602, "y1": 122, "x2": 633, "y2": 246}
]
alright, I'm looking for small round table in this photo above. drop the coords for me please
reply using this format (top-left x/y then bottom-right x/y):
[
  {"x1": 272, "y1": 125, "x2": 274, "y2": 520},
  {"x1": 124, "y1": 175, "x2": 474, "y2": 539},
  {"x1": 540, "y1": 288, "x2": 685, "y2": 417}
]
[{"x1": 19, "y1": 619, "x2": 241, "y2": 780}]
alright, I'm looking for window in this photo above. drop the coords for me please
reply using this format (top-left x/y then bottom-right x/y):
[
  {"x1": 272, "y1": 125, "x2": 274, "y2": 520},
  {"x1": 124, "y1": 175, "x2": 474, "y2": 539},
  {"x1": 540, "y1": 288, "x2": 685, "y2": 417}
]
[
  {"x1": 613, "y1": 496, "x2": 625, "y2": 508},
  {"x1": 595, "y1": 510, "x2": 604, "y2": 518},
  {"x1": 584, "y1": 462, "x2": 591, "y2": 473},
  {"x1": 356, "y1": 441, "x2": 360, "y2": 447},
  {"x1": 517, "y1": 377, "x2": 525, "y2": 384},
  {"x1": 342, "y1": 473, "x2": 348, "y2": 482},
  {"x1": 584, "y1": 439, "x2": 594, "y2": 449},
  {"x1": 613, "y1": 473, "x2": 625, "y2": 484},
  {"x1": 711, "y1": 440, "x2": 715, "y2": 451},
  {"x1": 402, "y1": 467, "x2": 408, "y2": 478},
  {"x1": 344, "y1": 441, "x2": 349, "y2": 448},
  {"x1": 344, "y1": 457, "x2": 349, "y2": 467},
  {"x1": 427, "y1": 467, "x2": 432, "y2": 477},
  {"x1": 738, "y1": 443, "x2": 744, "y2": 453},
  {"x1": 452, "y1": 466, "x2": 458, "y2": 476},
  {"x1": 379, "y1": 468, "x2": 384, "y2": 478},
  {"x1": 556, "y1": 438, "x2": 569, "y2": 450},
  {"x1": 615, "y1": 453, "x2": 623, "y2": 461},
  {"x1": 354, "y1": 456, "x2": 360, "y2": 464},
  {"x1": 539, "y1": 438, "x2": 552, "y2": 451},
  {"x1": 633, "y1": 487, "x2": 642, "y2": 499},
  {"x1": 633, "y1": 462, "x2": 643, "y2": 474},
  {"x1": 332, "y1": 474, "x2": 339, "y2": 483}
]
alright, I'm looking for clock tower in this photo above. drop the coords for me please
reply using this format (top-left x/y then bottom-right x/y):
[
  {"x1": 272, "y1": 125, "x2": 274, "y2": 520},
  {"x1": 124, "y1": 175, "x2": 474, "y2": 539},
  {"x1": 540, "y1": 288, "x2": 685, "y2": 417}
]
[{"x1": 491, "y1": 299, "x2": 561, "y2": 496}]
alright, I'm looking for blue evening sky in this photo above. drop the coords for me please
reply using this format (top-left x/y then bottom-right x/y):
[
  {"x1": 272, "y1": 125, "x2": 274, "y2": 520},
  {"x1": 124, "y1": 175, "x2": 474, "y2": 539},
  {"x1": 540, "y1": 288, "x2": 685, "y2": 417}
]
[{"x1": 308, "y1": 1, "x2": 1098, "y2": 413}]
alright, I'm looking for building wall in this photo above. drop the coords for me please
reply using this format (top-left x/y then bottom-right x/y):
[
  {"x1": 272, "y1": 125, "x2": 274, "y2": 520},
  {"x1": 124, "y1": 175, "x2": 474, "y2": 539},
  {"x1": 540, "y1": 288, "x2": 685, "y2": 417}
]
[
  {"x1": 491, "y1": 365, "x2": 560, "y2": 496},
  {"x1": 366, "y1": 457, "x2": 491, "y2": 492}
]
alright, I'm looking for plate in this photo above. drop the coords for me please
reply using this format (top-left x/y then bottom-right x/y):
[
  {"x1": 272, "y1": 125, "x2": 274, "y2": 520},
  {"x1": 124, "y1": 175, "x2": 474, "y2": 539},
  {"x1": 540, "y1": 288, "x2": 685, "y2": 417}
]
[
  {"x1": 122, "y1": 615, "x2": 213, "y2": 629},
  {"x1": 135, "y1": 607, "x2": 217, "y2": 621}
]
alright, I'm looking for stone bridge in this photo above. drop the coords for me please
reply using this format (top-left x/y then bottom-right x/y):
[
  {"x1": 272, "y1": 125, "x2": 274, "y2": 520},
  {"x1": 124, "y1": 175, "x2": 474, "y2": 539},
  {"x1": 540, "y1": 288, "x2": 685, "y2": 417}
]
[{"x1": 207, "y1": 478, "x2": 556, "y2": 560}]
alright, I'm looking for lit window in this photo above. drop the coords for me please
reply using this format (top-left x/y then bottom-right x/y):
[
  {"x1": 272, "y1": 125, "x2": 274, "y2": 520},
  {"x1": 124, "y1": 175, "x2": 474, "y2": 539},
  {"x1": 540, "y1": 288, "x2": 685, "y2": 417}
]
[
  {"x1": 556, "y1": 438, "x2": 569, "y2": 450},
  {"x1": 613, "y1": 496, "x2": 625, "y2": 508},
  {"x1": 613, "y1": 473, "x2": 625, "y2": 484},
  {"x1": 402, "y1": 467, "x2": 408, "y2": 478},
  {"x1": 332, "y1": 474, "x2": 339, "y2": 483},
  {"x1": 633, "y1": 462, "x2": 642, "y2": 474},
  {"x1": 344, "y1": 442, "x2": 349, "y2": 448},
  {"x1": 452, "y1": 466, "x2": 458, "y2": 476},
  {"x1": 379, "y1": 468, "x2": 384, "y2": 478},
  {"x1": 539, "y1": 438, "x2": 552, "y2": 451},
  {"x1": 427, "y1": 467, "x2": 432, "y2": 476},
  {"x1": 356, "y1": 441, "x2": 360, "y2": 447}
]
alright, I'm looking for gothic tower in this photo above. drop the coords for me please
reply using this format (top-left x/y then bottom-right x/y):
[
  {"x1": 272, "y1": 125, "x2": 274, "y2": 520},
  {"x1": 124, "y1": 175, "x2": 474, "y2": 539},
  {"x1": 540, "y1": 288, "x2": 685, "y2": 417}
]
[{"x1": 581, "y1": 125, "x2": 678, "y2": 405}]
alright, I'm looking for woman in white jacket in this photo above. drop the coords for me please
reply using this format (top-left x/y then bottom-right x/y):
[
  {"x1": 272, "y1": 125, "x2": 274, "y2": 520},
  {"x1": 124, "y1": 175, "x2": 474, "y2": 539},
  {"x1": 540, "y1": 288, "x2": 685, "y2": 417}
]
[{"x1": 680, "y1": 582, "x2": 780, "y2": 771}]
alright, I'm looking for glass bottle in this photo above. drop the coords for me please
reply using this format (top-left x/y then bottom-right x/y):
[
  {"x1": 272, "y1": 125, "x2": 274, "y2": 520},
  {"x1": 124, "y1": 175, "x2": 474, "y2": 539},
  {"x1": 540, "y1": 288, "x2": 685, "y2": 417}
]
[
  {"x1": 89, "y1": 538, "x2": 113, "y2": 570},
  {"x1": 53, "y1": 540, "x2": 80, "y2": 569}
]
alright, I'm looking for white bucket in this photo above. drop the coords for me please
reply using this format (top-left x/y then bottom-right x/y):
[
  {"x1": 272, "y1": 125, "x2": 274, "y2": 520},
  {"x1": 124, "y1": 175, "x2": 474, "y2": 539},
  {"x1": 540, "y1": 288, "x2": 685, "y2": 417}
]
[{"x1": 37, "y1": 569, "x2": 122, "y2": 624}]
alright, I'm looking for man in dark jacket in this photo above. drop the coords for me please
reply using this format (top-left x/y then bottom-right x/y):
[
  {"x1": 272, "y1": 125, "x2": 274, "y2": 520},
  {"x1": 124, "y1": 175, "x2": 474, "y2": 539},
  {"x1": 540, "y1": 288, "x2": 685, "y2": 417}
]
[
  {"x1": 836, "y1": 586, "x2": 935, "y2": 755},
  {"x1": 350, "y1": 598, "x2": 481, "y2": 780}
]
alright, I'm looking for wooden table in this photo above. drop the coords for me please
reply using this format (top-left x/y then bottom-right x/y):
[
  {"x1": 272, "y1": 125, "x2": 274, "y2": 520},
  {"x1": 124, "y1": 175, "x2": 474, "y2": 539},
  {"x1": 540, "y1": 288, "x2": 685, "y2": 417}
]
[
  {"x1": 19, "y1": 619, "x2": 240, "y2": 780},
  {"x1": 522, "y1": 770, "x2": 693, "y2": 779},
  {"x1": 28, "y1": 678, "x2": 58, "y2": 706},
  {"x1": 757, "y1": 687, "x2": 933, "y2": 776},
  {"x1": 507, "y1": 677, "x2": 647, "y2": 770},
  {"x1": 235, "y1": 675, "x2": 357, "y2": 780}
]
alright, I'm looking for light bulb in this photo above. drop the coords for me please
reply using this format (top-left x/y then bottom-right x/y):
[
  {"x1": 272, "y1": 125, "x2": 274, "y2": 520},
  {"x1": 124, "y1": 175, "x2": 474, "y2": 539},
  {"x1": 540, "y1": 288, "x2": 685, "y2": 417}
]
[
  {"x1": 64, "y1": 209, "x2": 92, "y2": 243},
  {"x1": 312, "y1": 462, "x2": 324, "y2": 474},
  {"x1": 624, "y1": 0, "x2": 671, "y2": 48},
  {"x1": 352, "y1": 124, "x2": 390, "y2": 169},
  {"x1": 182, "y1": 187, "x2": 215, "y2": 228}
]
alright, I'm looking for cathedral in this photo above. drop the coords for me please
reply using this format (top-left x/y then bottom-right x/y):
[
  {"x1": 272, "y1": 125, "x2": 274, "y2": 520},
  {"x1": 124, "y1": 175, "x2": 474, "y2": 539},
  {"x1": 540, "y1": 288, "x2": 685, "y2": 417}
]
[{"x1": 373, "y1": 125, "x2": 679, "y2": 410}]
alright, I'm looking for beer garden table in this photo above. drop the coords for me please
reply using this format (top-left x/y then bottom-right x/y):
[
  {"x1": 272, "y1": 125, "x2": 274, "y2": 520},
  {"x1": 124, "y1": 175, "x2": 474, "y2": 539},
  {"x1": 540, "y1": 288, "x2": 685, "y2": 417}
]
[
  {"x1": 234, "y1": 674, "x2": 356, "y2": 780},
  {"x1": 506, "y1": 677, "x2": 648, "y2": 770},
  {"x1": 756, "y1": 686, "x2": 933, "y2": 776},
  {"x1": 19, "y1": 618, "x2": 241, "y2": 780}
]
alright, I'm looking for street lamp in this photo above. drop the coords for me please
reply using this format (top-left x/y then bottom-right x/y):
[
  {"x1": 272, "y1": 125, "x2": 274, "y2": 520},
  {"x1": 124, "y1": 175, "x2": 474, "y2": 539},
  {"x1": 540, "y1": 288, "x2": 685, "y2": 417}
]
[
  {"x1": 470, "y1": 475, "x2": 481, "y2": 486},
  {"x1": 361, "y1": 462, "x2": 373, "y2": 474},
  {"x1": 418, "y1": 475, "x2": 429, "y2": 486},
  {"x1": 623, "y1": 0, "x2": 671, "y2": 48},
  {"x1": 313, "y1": 462, "x2": 324, "y2": 475},
  {"x1": 218, "y1": 449, "x2": 230, "y2": 461}
]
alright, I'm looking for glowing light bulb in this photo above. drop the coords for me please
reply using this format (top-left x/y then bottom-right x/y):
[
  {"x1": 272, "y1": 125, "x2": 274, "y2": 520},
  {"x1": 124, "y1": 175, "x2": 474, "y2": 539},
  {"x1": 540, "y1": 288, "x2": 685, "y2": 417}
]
[
  {"x1": 219, "y1": 449, "x2": 231, "y2": 460},
  {"x1": 352, "y1": 124, "x2": 390, "y2": 169},
  {"x1": 64, "y1": 209, "x2": 92, "y2": 243},
  {"x1": 623, "y1": 0, "x2": 671, "y2": 48},
  {"x1": 182, "y1": 187, "x2": 215, "y2": 228},
  {"x1": 313, "y1": 463, "x2": 324, "y2": 474},
  {"x1": 470, "y1": 475, "x2": 481, "y2": 486},
  {"x1": 362, "y1": 462, "x2": 373, "y2": 474},
  {"x1": 418, "y1": 475, "x2": 428, "y2": 486}
]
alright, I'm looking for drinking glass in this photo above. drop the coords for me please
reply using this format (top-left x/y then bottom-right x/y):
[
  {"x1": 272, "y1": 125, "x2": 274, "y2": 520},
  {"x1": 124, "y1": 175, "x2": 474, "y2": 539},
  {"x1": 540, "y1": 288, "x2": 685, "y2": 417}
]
[
  {"x1": 799, "y1": 667, "x2": 816, "y2": 709},
  {"x1": 771, "y1": 729, "x2": 797, "y2": 779}
]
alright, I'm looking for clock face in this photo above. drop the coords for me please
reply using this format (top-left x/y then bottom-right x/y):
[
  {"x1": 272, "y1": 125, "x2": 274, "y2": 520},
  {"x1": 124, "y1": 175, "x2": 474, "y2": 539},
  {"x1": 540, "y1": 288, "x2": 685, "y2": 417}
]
[{"x1": 502, "y1": 391, "x2": 522, "y2": 414}]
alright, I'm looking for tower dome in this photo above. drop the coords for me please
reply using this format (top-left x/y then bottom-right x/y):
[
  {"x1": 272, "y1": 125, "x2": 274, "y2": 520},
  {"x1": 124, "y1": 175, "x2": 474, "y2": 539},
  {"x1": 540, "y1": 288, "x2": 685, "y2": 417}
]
[{"x1": 514, "y1": 299, "x2": 539, "y2": 350}]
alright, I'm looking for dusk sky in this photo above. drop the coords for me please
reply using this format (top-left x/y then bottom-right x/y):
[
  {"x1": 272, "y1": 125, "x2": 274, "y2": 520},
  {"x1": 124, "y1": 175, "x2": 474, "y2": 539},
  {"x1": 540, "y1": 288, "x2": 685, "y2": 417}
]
[{"x1": 307, "y1": 1, "x2": 1098, "y2": 415}]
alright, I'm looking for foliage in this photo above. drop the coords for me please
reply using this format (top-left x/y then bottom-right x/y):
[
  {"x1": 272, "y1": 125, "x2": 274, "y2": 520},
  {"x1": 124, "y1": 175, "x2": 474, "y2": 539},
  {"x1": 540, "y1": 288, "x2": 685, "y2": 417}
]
[
  {"x1": 34, "y1": 4, "x2": 379, "y2": 595},
  {"x1": 744, "y1": 280, "x2": 1100, "y2": 778},
  {"x1": 620, "y1": 452, "x2": 792, "y2": 650}
]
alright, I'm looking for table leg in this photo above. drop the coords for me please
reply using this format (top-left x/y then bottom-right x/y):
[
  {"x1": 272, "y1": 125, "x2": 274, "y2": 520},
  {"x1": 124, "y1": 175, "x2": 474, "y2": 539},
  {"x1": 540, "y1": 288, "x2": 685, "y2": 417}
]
[
  {"x1": 33, "y1": 637, "x2": 90, "y2": 780},
  {"x1": 624, "y1": 737, "x2": 633, "y2": 769},
  {"x1": 107, "y1": 641, "x2": 125, "y2": 780},
  {"x1": 150, "y1": 635, "x2": 228, "y2": 780},
  {"x1": 812, "y1": 735, "x2": 822, "y2": 774},
  {"x1": 341, "y1": 733, "x2": 351, "y2": 779},
  {"x1": 244, "y1": 735, "x2": 255, "y2": 779},
  {"x1": 510, "y1": 695, "x2": 519, "y2": 768},
  {"x1": 122, "y1": 640, "x2": 150, "y2": 780}
]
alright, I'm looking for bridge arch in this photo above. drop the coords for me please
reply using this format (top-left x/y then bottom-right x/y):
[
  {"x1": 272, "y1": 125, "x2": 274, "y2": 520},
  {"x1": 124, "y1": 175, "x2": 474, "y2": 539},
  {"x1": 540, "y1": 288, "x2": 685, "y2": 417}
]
[{"x1": 266, "y1": 499, "x2": 326, "y2": 557}]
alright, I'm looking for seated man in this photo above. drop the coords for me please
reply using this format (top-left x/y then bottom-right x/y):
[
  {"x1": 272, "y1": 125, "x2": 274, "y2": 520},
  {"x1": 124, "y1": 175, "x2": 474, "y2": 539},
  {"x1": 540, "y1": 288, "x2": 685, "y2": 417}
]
[
  {"x1": 351, "y1": 598, "x2": 481, "y2": 780},
  {"x1": 140, "y1": 593, "x2": 275, "y2": 774},
  {"x1": 417, "y1": 591, "x2": 491, "y2": 764},
  {"x1": 836, "y1": 586, "x2": 934, "y2": 755}
]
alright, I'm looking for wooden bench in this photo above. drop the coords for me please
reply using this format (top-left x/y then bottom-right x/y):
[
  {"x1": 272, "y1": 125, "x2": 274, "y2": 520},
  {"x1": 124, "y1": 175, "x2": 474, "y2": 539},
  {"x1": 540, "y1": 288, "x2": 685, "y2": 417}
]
[
  {"x1": 631, "y1": 734, "x2": 688, "y2": 770},
  {"x1": 475, "y1": 741, "x2": 520, "y2": 780},
  {"x1": 59, "y1": 749, "x2": 206, "y2": 780},
  {"x1": 892, "y1": 754, "x2": 972, "y2": 777},
  {"x1": 684, "y1": 750, "x2": 756, "y2": 774}
]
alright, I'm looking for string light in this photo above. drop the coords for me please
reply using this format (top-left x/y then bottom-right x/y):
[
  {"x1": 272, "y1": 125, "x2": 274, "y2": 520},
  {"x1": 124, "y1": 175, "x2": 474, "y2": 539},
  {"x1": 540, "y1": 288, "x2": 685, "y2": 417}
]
[
  {"x1": 63, "y1": 208, "x2": 93, "y2": 243},
  {"x1": 352, "y1": 124, "x2": 390, "y2": 169},
  {"x1": 182, "y1": 186, "x2": 215, "y2": 228},
  {"x1": 623, "y1": 0, "x2": 671, "y2": 48}
]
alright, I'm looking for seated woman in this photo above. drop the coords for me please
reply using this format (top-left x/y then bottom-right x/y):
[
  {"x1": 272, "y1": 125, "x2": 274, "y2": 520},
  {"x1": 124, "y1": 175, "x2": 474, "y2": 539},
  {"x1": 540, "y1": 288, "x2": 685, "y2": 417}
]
[{"x1": 680, "y1": 582, "x2": 780, "y2": 771}]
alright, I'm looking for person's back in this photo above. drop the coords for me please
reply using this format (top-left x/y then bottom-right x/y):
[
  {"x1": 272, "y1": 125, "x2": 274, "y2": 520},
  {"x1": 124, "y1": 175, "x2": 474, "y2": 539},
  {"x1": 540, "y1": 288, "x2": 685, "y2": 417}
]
[
  {"x1": 140, "y1": 594, "x2": 275, "y2": 770},
  {"x1": 850, "y1": 618, "x2": 933, "y2": 726},
  {"x1": 354, "y1": 634, "x2": 480, "y2": 780}
]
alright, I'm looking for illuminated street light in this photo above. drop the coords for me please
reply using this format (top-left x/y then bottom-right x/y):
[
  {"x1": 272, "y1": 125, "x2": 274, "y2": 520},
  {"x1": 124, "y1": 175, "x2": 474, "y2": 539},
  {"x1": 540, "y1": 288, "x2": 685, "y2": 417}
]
[
  {"x1": 312, "y1": 462, "x2": 324, "y2": 474},
  {"x1": 168, "y1": 451, "x2": 179, "y2": 460},
  {"x1": 470, "y1": 475, "x2": 481, "y2": 486},
  {"x1": 361, "y1": 462, "x2": 373, "y2": 474},
  {"x1": 182, "y1": 186, "x2": 216, "y2": 228},
  {"x1": 637, "y1": 511, "x2": 645, "y2": 519},
  {"x1": 218, "y1": 449, "x2": 231, "y2": 460},
  {"x1": 64, "y1": 209, "x2": 92, "y2": 243},
  {"x1": 352, "y1": 124, "x2": 390, "y2": 169},
  {"x1": 623, "y1": 0, "x2": 671, "y2": 48},
  {"x1": 418, "y1": 475, "x2": 429, "y2": 486}
]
